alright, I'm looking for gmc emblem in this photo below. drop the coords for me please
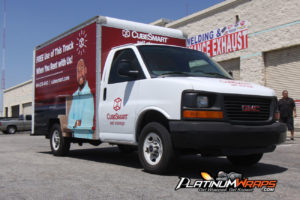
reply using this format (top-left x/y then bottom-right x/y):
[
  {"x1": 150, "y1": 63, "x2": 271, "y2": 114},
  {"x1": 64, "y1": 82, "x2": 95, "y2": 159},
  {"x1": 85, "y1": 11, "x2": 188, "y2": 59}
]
[{"x1": 241, "y1": 105, "x2": 260, "y2": 112}]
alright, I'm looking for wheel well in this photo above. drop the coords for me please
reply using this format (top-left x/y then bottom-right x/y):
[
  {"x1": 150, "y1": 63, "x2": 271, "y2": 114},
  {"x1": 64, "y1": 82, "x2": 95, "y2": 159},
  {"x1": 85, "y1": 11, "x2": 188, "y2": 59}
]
[
  {"x1": 7, "y1": 125, "x2": 17, "y2": 130},
  {"x1": 47, "y1": 118, "x2": 60, "y2": 138},
  {"x1": 136, "y1": 110, "x2": 169, "y2": 142}
]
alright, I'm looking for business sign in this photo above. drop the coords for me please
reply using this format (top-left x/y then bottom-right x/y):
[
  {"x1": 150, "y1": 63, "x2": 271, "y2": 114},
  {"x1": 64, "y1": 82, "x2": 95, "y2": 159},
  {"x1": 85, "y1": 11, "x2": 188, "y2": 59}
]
[{"x1": 186, "y1": 20, "x2": 248, "y2": 57}]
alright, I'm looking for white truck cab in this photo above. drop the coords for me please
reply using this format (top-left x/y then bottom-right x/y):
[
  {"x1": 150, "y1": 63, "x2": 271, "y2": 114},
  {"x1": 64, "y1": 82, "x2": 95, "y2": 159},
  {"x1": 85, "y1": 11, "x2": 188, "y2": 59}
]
[
  {"x1": 33, "y1": 16, "x2": 286, "y2": 174},
  {"x1": 98, "y1": 43, "x2": 286, "y2": 173}
]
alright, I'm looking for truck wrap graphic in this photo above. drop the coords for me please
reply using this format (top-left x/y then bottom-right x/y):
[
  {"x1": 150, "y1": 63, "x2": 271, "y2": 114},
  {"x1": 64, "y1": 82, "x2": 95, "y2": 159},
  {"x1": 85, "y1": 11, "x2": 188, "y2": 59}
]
[{"x1": 34, "y1": 22, "x2": 97, "y2": 138}]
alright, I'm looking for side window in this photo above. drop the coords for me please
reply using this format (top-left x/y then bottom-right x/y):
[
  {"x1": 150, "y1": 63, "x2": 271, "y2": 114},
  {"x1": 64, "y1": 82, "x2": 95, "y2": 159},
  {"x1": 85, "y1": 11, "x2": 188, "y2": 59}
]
[{"x1": 108, "y1": 48, "x2": 145, "y2": 84}]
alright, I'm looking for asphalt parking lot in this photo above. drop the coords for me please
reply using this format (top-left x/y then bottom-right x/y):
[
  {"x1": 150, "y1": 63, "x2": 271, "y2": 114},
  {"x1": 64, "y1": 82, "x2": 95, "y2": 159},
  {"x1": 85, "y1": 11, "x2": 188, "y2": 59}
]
[{"x1": 0, "y1": 131, "x2": 299, "y2": 200}]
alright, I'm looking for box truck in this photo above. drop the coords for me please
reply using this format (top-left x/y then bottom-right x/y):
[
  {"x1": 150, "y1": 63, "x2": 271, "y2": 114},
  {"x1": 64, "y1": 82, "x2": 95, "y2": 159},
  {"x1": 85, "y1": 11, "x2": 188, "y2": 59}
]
[{"x1": 32, "y1": 16, "x2": 286, "y2": 174}]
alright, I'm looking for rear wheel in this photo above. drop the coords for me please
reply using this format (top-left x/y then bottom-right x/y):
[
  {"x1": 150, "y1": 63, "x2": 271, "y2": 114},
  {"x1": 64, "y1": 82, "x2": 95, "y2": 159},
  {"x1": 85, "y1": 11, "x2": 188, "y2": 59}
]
[
  {"x1": 227, "y1": 153, "x2": 263, "y2": 166},
  {"x1": 7, "y1": 126, "x2": 17, "y2": 134},
  {"x1": 138, "y1": 122, "x2": 175, "y2": 174},
  {"x1": 50, "y1": 124, "x2": 70, "y2": 156}
]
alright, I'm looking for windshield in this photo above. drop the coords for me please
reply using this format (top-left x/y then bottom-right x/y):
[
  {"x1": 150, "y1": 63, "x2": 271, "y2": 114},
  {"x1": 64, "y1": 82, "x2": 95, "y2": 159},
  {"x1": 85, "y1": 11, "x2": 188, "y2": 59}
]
[{"x1": 138, "y1": 45, "x2": 232, "y2": 79}]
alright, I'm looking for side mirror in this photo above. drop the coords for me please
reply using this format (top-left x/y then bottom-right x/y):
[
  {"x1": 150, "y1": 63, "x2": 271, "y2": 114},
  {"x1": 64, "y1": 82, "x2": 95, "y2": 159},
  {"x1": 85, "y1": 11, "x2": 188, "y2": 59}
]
[
  {"x1": 117, "y1": 60, "x2": 139, "y2": 77},
  {"x1": 228, "y1": 71, "x2": 233, "y2": 77}
]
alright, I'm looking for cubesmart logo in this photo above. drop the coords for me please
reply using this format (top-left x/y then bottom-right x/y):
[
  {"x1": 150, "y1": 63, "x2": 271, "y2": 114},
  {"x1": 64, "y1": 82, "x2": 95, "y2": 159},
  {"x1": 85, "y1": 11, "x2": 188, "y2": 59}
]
[
  {"x1": 122, "y1": 30, "x2": 131, "y2": 38},
  {"x1": 113, "y1": 97, "x2": 122, "y2": 111}
]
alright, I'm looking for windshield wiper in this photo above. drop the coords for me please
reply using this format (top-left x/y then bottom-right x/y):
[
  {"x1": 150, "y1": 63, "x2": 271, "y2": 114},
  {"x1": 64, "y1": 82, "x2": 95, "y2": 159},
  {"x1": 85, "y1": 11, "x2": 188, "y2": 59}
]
[
  {"x1": 205, "y1": 72, "x2": 231, "y2": 79},
  {"x1": 159, "y1": 71, "x2": 190, "y2": 77}
]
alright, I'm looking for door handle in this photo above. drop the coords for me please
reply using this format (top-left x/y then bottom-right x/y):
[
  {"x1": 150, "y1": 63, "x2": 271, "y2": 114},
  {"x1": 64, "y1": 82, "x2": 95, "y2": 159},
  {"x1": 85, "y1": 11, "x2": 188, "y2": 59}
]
[{"x1": 103, "y1": 88, "x2": 107, "y2": 101}]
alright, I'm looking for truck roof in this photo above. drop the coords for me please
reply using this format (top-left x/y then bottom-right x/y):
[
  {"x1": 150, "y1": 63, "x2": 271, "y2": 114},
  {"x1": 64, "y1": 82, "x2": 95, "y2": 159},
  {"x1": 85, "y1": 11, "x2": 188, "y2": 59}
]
[
  {"x1": 111, "y1": 43, "x2": 188, "y2": 50},
  {"x1": 35, "y1": 16, "x2": 186, "y2": 50}
]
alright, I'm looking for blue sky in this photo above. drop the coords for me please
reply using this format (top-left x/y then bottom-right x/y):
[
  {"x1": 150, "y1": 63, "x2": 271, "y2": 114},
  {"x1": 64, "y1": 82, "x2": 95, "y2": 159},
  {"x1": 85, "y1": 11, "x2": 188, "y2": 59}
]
[{"x1": 0, "y1": 0, "x2": 224, "y2": 89}]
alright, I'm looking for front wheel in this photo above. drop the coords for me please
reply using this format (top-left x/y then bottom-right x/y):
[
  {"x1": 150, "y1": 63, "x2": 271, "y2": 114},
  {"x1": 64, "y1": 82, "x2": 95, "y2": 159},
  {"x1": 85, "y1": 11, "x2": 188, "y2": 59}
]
[
  {"x1": 138, "y1": 122, "x2": 175, "y2": 174},
  {"x1": 227, "y1": 153, "x2": 263, "y2": 166},
  {"x1": 50, "y1": 124, "x2": 70, "y2": 156}
]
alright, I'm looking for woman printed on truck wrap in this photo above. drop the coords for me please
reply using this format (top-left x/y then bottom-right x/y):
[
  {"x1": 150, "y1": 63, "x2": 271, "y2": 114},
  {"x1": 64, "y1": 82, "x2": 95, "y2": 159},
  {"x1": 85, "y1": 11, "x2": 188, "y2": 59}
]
[{"x1": 67, "y1": 59, "x2": 94, "y2": 137}]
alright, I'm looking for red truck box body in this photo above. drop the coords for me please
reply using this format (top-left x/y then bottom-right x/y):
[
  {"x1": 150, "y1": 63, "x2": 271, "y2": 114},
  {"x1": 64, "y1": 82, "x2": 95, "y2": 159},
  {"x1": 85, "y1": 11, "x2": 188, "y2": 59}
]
[{"x1": 33, "y1": 16, "x2": 186, "y2": 139}]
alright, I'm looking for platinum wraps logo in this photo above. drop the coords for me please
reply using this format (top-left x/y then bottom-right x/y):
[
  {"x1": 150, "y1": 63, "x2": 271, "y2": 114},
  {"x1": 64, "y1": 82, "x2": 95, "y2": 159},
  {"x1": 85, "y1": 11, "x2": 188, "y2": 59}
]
[{"x1": 175, "y1": 171, "x2": 277, "y2": 192}]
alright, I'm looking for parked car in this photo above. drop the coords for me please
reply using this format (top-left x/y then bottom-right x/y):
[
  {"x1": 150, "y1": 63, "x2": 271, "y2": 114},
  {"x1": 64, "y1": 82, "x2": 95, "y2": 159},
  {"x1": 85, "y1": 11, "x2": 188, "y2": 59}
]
[{"x1": 0, "y1": 115, "x2": 32, "y2": 134}]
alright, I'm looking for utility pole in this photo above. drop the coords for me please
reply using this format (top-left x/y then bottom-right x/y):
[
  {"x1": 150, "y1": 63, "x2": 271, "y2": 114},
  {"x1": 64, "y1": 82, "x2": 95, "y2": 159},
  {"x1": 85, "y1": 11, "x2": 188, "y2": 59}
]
[{"x1": 1, "y1": 0, "x2": 6, "y2": 116}]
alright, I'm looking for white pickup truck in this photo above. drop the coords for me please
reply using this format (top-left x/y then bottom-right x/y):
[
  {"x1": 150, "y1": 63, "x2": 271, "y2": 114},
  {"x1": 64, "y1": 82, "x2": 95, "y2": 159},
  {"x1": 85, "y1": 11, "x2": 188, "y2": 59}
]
[{"x1": 32, "y1": 16, "x2": 286, "y2": 174}]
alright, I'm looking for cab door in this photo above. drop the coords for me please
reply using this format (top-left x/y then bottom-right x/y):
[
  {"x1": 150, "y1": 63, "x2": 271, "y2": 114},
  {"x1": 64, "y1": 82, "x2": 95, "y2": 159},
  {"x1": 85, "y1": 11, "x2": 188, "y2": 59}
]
[
  {"x1": 24, "y1": 115, "x2": 32, "y2": 130},
  {"x1": 99, "y1": 48, "x2": 145, "y2": 142}
]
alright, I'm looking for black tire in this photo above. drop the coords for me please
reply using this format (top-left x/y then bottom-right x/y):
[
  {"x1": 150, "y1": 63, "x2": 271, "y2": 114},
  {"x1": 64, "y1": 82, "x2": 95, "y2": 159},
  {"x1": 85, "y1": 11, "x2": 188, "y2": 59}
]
[
  {"x1": 50, "y1": 124, "x2": 70, "y2": 156},
  {"x1": 118, "y1": 144, "x2": 137, "y2": 153},
  {"x1": 7, "y1": 126, "x2": 17, "y2": 134},
  {"x1": 227, "y1": 153, "x2": 263, "y2": 166},
  {"x1": 138, "y1": 122, "x2": 175, "y2": 174}
]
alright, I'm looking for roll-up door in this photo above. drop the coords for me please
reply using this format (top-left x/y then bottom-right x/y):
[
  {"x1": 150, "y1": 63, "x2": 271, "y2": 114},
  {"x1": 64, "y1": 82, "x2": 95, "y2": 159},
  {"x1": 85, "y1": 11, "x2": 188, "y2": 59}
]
[
  {"x1": 23, "y1": 103, "x2": 32, "y2": 115},
  {"x1": 218, "y1": 58, "x2": 240, "y2": 80},
  {"x1": 264, "y1": 45, "x2": 300, "y2": 129}
]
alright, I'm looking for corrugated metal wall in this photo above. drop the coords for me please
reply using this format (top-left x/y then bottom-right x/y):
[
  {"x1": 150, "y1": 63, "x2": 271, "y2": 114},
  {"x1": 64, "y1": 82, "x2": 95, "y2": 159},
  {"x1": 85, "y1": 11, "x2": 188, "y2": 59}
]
[{"x1": 264, "y1": 45, "x2": 300, "y2": 128}]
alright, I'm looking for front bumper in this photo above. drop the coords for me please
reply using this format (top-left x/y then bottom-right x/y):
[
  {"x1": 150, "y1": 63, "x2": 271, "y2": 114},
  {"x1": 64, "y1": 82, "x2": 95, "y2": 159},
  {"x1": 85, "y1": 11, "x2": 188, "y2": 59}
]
[{"x1": 169, "y1": 121, "x2": 287, "y2": 155}]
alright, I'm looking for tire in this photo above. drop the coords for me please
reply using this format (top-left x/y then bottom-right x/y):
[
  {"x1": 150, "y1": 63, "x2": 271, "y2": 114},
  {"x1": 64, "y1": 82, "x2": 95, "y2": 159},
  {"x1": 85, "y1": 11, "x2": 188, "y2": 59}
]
[
  {"x1": 227, "y1": 153, "x2": 263, "y2": 166},
  {"x1": 118, "y1": 144, "x2": 137, "y2": 153},
  {"x1": 7, "y1": 126, "x2": 17, "y2": 134},
  {"x1": 50, "y1": 124, "x2": 70, "y2": 156},
  {"x1": 138, "y1": 122, "x2": 175, "y2": 174}
]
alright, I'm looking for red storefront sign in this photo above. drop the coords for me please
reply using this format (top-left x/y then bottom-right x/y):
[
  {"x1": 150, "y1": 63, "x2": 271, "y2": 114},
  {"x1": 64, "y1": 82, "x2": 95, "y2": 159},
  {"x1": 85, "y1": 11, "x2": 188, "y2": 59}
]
[{"x1": 187, "y1": 20, "x2": 248, "y2": 57}]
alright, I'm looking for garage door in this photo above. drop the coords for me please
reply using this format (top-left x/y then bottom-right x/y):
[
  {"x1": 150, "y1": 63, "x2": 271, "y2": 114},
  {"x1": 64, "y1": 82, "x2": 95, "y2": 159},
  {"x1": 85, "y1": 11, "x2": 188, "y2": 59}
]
[
  {"x1": 23, "y1": 103, "x2": 32, "y2": 115},
  {"x1": 11, "y1": 105, "x2": 19, "y2": 118},
  {"x1": 264, "y1": 45, "x2": 300, "y2": 129},
  {"x1": 218, "y1": 58, "x2": 240, "y2": 80}
]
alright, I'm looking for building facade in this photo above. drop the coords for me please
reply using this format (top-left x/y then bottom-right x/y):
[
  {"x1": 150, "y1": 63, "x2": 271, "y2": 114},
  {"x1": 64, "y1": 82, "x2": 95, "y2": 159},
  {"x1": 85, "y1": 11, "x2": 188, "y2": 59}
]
[
  {"x1": 3, "y1": 80, "x2": 32, "y2": 117},
  {"x1": 153, "y1": 0, "x2": 300, "y2": 128}
]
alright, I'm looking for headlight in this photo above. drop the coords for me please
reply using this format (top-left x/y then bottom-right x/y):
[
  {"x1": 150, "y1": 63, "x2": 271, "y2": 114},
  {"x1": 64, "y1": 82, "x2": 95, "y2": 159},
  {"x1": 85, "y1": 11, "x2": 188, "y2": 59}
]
[
  {"x1": 181, "y1": 91, "x2": 223, "y2": 120},
  {"x1": 196, "y1": 96, "x2": 208, "y2": 108},
  {"x1": 182, "y1": 92, "x2": 215, "y2": 108}
]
